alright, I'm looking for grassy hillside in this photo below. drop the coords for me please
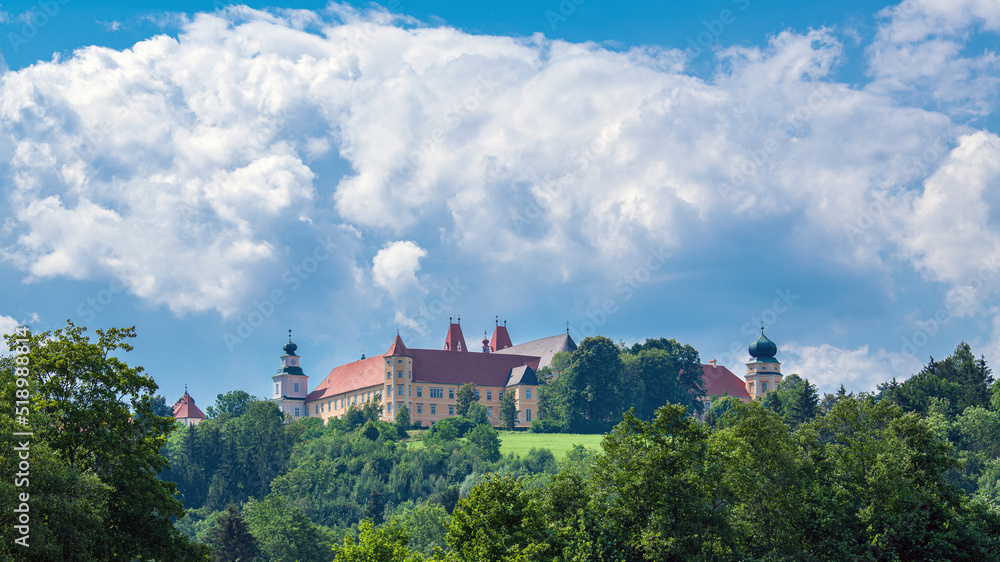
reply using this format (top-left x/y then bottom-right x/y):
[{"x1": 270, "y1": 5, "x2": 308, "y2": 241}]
[
  {"x1": 498, "y1": 432, "x2": 604, "y2": 459},
  {"x1": 403, "y1": 430, "x2": 604, "y2": 460}
]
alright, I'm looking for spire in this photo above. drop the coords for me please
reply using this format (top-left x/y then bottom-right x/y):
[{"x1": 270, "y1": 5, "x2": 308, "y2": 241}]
[
  {"x1": 444, "y1": 319, "x2": 468, "y2": 352},
  {"x1": 482, "y1": 330, "x2": 490, "y2": 353},
  {"x1": 490, "y1": 320, "x2": 513, "y2": 352},
  {"x1": 386, "y1": 333, "x2": 410, "y2": 356},
  {"x1": 283, "y1": 329, "x2": 298, "y2": 355}
]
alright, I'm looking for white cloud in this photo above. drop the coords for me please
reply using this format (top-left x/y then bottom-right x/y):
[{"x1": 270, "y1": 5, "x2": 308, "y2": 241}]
[
  {"x1": 0, "y1": 2, "x2": 998, "y2": 338},
  {"x1": 371, "y1": 240, "x2": 428, "y2": 299},
  {"x1": 867, "y1": 0, "x2": 1000, "y2": 116},
  {"x1": 0, "y1": 314, "x2": 21, "y2": 338},
  {"x1": 782, "y1": 342, "x2": 916, "y2": 393}
]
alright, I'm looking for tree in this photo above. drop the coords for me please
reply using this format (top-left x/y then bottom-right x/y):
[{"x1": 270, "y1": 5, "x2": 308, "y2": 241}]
[
  {"x1": 500, "y1": 389, "x2": 518, "y2": 431},
  {"x1": 0, "y1": 322, "x2": 208, "y2": 560},
  {"x1": 204, "y1": 504, "x2": 259, "y2": 562},
  {"x1": 785, "y1": 376, "x2": 819, "y2": 426},
  {"x1": 395, "y1": 403, "x2": 411, "y2": 428},
  {"x1": 546, "y1": 336, "x2": 624, "y2": 433},
  {"x1": 455, "y1": 382, "x2": 478, "y2": 417},
  {"x1": 465, "y1": 402, "x2": 489, "y2": 426},
  {"x1": 150, "y1": 394, "x2": 174, "y2": 417},
  {"x1": 205, "y1": 390, "x2": 259, "y2": 419},
  {"x1": 333, "y1": 519, "x2": 425, "y2": 562},
  {"x1": 624, "y1": 338, "x2": 705, "y2": 416},
  {"x1": 467, "y1": 423, "x2": 502, "y2": 462},
  {"x1": 396, "y1": 503, "x2": 450, "y2": 558},
  {"x1": 243, "y1": 493, "x2": 334, "y2": 562},
  {"x1": 446, "y1": 474, "x2": 548, "y2": 561},
  {"x1": 594, "y1": 404, "x2": 733, "y2": 559}
]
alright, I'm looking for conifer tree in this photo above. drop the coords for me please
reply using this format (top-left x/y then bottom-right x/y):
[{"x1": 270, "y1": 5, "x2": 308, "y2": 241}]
[{"x1": 205, "y1": 504, "x2": 259, "y2": 562}]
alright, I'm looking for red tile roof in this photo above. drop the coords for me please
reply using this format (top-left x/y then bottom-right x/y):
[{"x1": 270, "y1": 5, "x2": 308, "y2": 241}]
[
  {"x1": 490, "y1": 324, "x2": 513, "y2": 352},
  {"x1": 443, "y1": 322, "x2": 468, "y2": 352},
  {"x1": 701, "y1": 364, "x2": 750, "y2": 399},
  {"x1": 172, "y1": 392, "x2": 206, "y2": 420},
  {"x1": 306, "y1": 344, "x2": 542, "y2": 402},
  {"x1": 306, "y1": 355, "x2": 386, "y2": 401},
  {"x1": 385, "y1": 334, "x2": 410, "y2": 356}
]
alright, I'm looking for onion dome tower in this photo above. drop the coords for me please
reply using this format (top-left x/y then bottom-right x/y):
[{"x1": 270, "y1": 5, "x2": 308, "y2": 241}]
[
  {"x1": 272, "y1": 330, "x2": 309, "y2": 420},
  {"x1": 745, "y1": 326, "x2": 782, "y2": 400}
]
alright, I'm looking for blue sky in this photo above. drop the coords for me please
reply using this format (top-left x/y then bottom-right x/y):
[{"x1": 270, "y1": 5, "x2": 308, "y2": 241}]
[{"x1": 2, "y1": 0, "x2": 999, "y2": 407}]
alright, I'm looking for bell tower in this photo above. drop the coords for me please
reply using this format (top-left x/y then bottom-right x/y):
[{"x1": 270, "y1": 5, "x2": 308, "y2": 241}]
[
  {"x1": 272, "y1": 330, "x2": 309, "y2": 420},
  {"x1": 745, "y1": 326, "x2": 782, "y2": 400}
]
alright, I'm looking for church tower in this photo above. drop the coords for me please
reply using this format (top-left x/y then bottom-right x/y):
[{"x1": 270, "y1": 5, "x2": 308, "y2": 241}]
[
  {"x1": 745, "y1": 328, "x2": 782, "y2": 400},
  {"x1": 272, "y1": 330, "x2": 308, "y2": 420}
]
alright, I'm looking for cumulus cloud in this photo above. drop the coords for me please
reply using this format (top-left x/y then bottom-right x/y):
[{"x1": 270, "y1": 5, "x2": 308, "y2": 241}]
[
  {"x1": 0, "y1": 1, "x2": 999, "y2": 341},
  {"x1": 782, "y1": 342, "x2": 916, "y2": 393},
  {"x1": 371, "y1": 240, "x2": 427, "y2": 299},
  {"x1": 867, "y1": 0, "x2": 1000, "y2": 116}
]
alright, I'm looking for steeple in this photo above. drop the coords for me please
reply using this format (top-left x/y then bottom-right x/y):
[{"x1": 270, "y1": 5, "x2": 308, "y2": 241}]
[
  {"x1": 744, "y1": 326, "x2": 782, "y2": 400},
  {"x1": 272, "y1": 330, "x2": 308, "y2": 420},
  {"x1": 444, "y1": 317, "x2": 468, "y2": 352},
  {"x1": 386, "y1": 333, "x2": 410, "y2": 356},
  {"x1": 489, "y1": 318, "x2": 513, "y2": 352}
]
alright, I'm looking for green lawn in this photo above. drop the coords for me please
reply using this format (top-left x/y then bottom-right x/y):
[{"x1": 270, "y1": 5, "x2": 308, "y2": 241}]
[
  {"x1": 498, "y1": 432, "x2": 604, "y2": 460},
  {"x1": 402, "y1": 430, "x2": 604, "y2": 460}
]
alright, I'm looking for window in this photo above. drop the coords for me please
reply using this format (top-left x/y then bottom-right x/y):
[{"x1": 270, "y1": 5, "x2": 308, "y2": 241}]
[
  {"x1": 408, "y1": 386, "x2": 411, "y2": 396},
  {"x1": 526, "y1": 389, "x2": 531, "y2": 399},
  {"x1": 275, "y1": 383, "x2": 279, "y2": 394},
  {"x1": 488, "y1": 407, "x2": 493, "y2": 417},
  {"x1": 499, "y1": 391, "x2": 504, "y2": 400},
  {"x1": 487, "y1": 390, "x2": 492, "y2": 401},
  {"x1": 398, "y1": 370, "x2": 403, "y2": 378},
  {"x1": 387, "y1": 403, "x2": 392, "y2": 413},
  {"x1": 398, "y1": 359, "x2": 403, "y2": 363},
  {"x1": 398, "y1": 386, "x2": 404, "y2": 396},
  {"x1": 386, "y1": 359, "x2": 390, "y2": 365},
  {"x1": 315, "y1": 405, "x2": 319, "y2": 414},
  {"x1": 475, "y1": 390, "x2": 480, "y2": 399},
  {"x1": 761, "y1": 365, "x2": 767, "y2": 371},
  {"x1": 762, "y1": 382, "x2": 768, "y2": 393},
  {"x1": 431, "y1": 405, "x2": 437, "y2": 415},
  {"x1": 294, "y1": 382, "x2": 299, "y2": 393},
  {"x1": 430, "y1": 388, "x2": 443, "y2": 398},
  {"x1": 416, "y1": 387, "x2": 423, "y2": 397},
  {"x1": 449, "y1": 405, "x2": 455, "y2": 416},
  {"x1": 526, "y1": 409, "x2": 532, "y2": 421},
  {"x1": 448, "y1": 388, "x2": 455, "y2": 399},
  {"x1": 327, "y1": 401, "x2": 331, "y2": 411},
  {"x1": 386, "y1": 372, "x2": 391, "y2": 379},
  {"x1": 416, "y1": 404, "x2": 423, "y2": 414},
  {"x1": 294, "y1": 407, "x2": 300, "y2": 417}
]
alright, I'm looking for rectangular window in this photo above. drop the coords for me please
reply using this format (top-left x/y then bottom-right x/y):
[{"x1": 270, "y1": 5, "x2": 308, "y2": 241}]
[
  {"x1": 387, "y1": 403, "x2": 392, "y2": 413},
  {"x1": 449, "y1": 405, "x2": 455, "y2": 416},
  {"x1": 315, "y1": 405, "x2": 319, "y2": 414},
  {"x1": 430, "y1": 388, "x2": 443, "y2": 398},
  {"x1": 417, "y1": 387, "x2": 423, "y2": 397},
  {"x1": 294, "y1": 407, "x2": 300, "y2": 417},
  {"x1": 416, "y1": 404, "x2": 423, "y2": 414},
  {"x1": 398, "y1": 370, "x2": 403, "y2": 378},
  {"x1": 398, "y1": 359, "x2": 403, "y2": 363},
  {"x1": 398, "y1": 386, "x2": 404, "y2": 396},
  {"x1": 762, "y1": 382, "x2": 768, "y2": 393},
  {"x1": 487, "y1": 390, "x2": 492, "y2": 401},
  {"x1": 449, "y1": 388, "x2": 455, "y2": 399},
  {"x1": 430, "y1": 404, "x2": 437, "y2": 415},
  {"x1": 499, "y1": 391, "x2": 504, "y2": 400},
  {"x1": 275, "y1": 383, "x2": 279, "y2": 394},
  {"x1": 475, "y1": 390, "x2": 480, "y2": 399},
  {"x1": 526, "y1": 409, "x2": 532, "y2": 421},
  {"x1": 488, "y1": 407, "x2": 493, "y2": 417},
  {"x1": 327, "y1": 401, "x2": 331, "y2": 411},
  {"x1": 294, "y1": 382, "x2": 299, "y2": 393},
  {"x1": 526, "y1": 389, "x2": 531, "y2": 399},
  {"x1": 386, "y1": 371, "x2": 391, "y2": 379}
]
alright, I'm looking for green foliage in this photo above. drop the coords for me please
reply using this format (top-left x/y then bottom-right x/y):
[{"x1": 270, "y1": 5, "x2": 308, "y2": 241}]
[
  {"x1": 395, "y1": 403, "x2": 411, "y2": 429},
  {"x1": 703, "y1": 395, "x2": 743, "y2": 428},
  {"x1": 624, "y1": 338, "x2": 706, "y2": 416},
  {"x1": 464, "y1": 402, "x2": 489, "y2": 426},
  {"x1": 204, "y1": 504, "x2": 259, "y2": 562},
  {"x1": 446, "y1": 474, "x2": 549, "y2": 561},
  {"x1": 243, "y1": 493, "x2": 334, "y2": 562},
  {"x1": 594, "y1": 404, "x2": 733, "y2": 559},
  {"x1": 879, "y1": 342, "x2": 994, "y2": 417},
  {"x1": 334, "y1": 519, "x2": 425, "y2": 562},
  {"x1": 0, "y1": 322, "x2": 208, "y2": 561},
  {"x1": 455, "y1": 382, "x2": 478, "y2": 417},
  {"x1": 205, "y1": 390, "x2": 260, "y2": 419},
  {"x1": 466, "y1": 423, "x2": 502, "y2": 462},
  {"x1": 150, "y1": 394, "x2": 174, "y2": 417},
  {"x1": 395, "y1": 502, "x2": 450, "y2": 557},
  {"x1": 499, "y1": 388, "x2": 518, "y2": 431}
]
